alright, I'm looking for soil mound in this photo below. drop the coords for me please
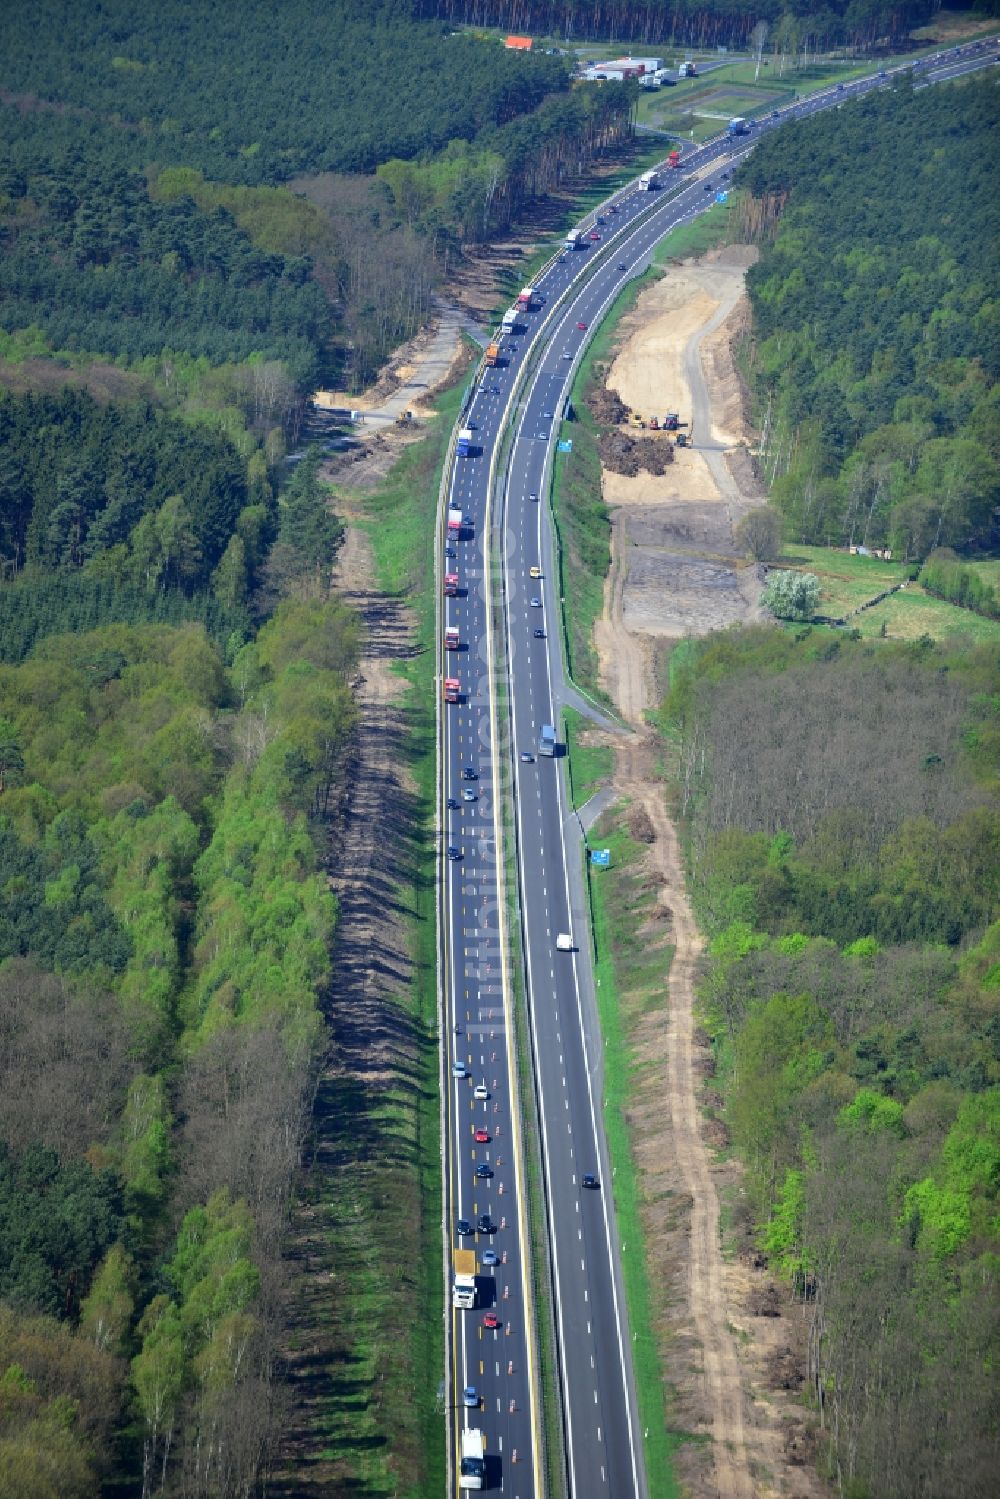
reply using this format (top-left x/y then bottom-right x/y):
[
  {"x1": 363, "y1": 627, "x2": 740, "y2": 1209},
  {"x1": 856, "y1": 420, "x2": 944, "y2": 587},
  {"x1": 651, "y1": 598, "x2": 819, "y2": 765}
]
[{"x1": 597, "y1": 429, "x2": 674, "y2": 477}]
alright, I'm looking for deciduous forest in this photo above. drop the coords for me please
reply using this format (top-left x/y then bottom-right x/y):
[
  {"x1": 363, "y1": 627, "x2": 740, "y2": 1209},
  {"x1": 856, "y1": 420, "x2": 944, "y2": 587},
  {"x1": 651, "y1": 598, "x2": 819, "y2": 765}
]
[
  {"x1": 737, "y1": 74, "x2": 1000, "y2": 559},
  {"x1": 0, "y1": 432, "x2": 357, "y2": 1493},
  {"x1": 664, "y1": 627, "x2": 999, "y2": 1497}
]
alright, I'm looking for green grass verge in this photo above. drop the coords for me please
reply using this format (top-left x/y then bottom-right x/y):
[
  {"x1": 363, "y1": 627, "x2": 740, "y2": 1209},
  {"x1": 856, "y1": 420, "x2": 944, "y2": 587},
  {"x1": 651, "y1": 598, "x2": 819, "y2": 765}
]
[
  {"x1": 562, "y1": 705, "x2": 614, "y2": 810},
  {"x1": 312, "y1": 371, "x2": 468, "y2": 1497},
  {"x1": 652, "y1": 198, "x2": 735, "y2": 265},
  {"x1": 549, "y1": 270, "x2": 656, "y2": 702},
  {"x1": 584, "y1": 814, "x2": 683, "y2": 1497}
]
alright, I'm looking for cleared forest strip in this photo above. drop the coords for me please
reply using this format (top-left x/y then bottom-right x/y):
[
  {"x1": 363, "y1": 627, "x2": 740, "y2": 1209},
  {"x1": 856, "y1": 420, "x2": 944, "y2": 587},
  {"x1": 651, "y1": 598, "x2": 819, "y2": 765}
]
[{"x1": 275, "y1": 376, "x2": 467, "y2": 1496}]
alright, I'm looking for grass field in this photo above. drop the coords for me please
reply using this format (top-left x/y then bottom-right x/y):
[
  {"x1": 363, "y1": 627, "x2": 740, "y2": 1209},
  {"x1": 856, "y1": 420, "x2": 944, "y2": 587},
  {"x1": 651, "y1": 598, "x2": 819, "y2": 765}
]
[
  {"x1": 779, "y1": 544, "x2": 903, "y2": 617},
  {"x1": 968, "y1": 558, "x2": 1000, "y2": 591},
  {"x1": 778, "y1": 544, "x2": 1000, "y2": 644},
  {"x1": 850, "y1": 586, "x2": 1000, "y2": 645}
]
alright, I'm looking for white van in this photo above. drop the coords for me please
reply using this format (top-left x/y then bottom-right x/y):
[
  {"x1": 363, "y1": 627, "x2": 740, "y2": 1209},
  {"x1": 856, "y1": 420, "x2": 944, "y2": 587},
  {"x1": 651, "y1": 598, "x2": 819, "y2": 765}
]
[{"x1": 556, "y1": 934, "x2": 573, "y2": 952}]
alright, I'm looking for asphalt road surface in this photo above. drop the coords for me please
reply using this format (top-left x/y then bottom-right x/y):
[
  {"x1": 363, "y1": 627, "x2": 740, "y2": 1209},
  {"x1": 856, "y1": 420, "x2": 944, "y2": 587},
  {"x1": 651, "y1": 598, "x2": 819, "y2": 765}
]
[{"x1": 441, "y1": 38, "x2": 997, "y2": 1496}]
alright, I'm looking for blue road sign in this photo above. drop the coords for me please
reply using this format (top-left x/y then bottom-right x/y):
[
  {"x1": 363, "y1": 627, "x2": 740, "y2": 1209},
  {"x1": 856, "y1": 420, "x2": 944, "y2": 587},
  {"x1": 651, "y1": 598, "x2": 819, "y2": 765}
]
[
  {"x1": 557, "y1": 439, "x2": 573, "y2": 452},
  {"x1": 591, "y1": 848, "x2": 611, "y2": 867},
  {"x1": 715, "y1": 190, "x2": 728, "y2": 203}
]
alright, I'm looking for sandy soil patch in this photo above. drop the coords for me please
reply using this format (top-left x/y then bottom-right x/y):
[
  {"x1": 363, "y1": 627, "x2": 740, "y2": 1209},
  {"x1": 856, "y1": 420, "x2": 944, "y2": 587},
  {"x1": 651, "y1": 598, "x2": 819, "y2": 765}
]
[
  {"x1": 607, "y1": 283, "x2": 717, "y2": 421},
  {"x1": 603, "y1": 450, "x2": 722, "y2": 508}
]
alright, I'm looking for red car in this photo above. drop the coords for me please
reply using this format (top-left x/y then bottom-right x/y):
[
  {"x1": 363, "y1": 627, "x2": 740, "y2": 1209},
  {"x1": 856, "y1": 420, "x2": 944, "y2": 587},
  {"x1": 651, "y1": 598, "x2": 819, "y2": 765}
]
[
  {"x1": 475, "y1": 1127, "x2": 490, "y2": 1143},
  {"x1": 482, "y1": 1313, "x2": 501, "y2": 1329},
  {"x1": 589, "y1": 230, "x2": 600, "y2": 241},
  {"x1": 577, "y1": 321, "x2": 588, "y2": 331}
]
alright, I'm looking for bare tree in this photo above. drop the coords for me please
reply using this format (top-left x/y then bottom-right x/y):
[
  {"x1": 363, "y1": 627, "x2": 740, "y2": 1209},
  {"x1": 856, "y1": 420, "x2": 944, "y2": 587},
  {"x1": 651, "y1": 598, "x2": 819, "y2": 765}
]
[
  {"x1": 734, "y1": 505, "x2": 782, "y2": 562},
  {"x1": 0, "y1": 961, "x2": 136, "y2": 1157}
]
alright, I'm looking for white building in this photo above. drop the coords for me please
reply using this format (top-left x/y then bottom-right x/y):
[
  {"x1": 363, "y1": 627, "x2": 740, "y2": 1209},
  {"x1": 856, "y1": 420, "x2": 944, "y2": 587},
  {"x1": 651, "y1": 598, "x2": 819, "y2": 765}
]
[{"x1": 583, "y1": 54, "x2": 662, "y2": 82}]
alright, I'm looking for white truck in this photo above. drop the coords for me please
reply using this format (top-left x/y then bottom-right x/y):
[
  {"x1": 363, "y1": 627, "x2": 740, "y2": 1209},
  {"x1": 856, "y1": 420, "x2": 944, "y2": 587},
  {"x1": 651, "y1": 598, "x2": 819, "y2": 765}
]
[
  {"x1": 556, "y1": 933, "x2": 574, "y2": 952},
  {"x1": 453, "y1": 1249, "x2": 477, "y2": 1309},
  {"x1": 460, "y1": 1428, "x2": 486, "y2": 1489},
  {"x1": 638, "y1": 169, "x2": 660, "y2": 191},
  {"x1": 501, "y1": 308, "x2": 519, "y2": 334}
]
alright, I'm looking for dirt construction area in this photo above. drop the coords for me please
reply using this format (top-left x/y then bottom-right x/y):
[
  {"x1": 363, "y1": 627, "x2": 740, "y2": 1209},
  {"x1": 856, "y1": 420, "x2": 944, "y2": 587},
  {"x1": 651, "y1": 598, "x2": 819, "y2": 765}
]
[
  {"x1": 594, "y1": 246, "x2": 767, "y2": 689},
  {"x1": 585, "y1": 246, "x2": 831, "y2": 1499}
]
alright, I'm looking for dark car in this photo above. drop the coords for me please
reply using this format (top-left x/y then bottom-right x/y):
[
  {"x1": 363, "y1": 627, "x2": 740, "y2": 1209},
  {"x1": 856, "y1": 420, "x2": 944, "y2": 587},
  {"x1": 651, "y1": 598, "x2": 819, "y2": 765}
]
[
  {"x1": 445, "y1": 545, "x2": 457, "y2": 558},
  {"x1": 617, "y1": 262, "x2": 627, "y2": 272},
  {"x1": 533, "y1": 628, "x2": 545, "y2": 639},
  {"x1": 447, "y1": 846, "x2": 462, "y2": 861},
  {"x1": 475, "y1": 1163, "x2": 492, "y2": 1179},
  {"x1": 463, "y1": 514, "x2": 473, "y2": 526},
  {"x1": 490, "y1": 384, "x2": 501, "y2": 394},
  {"x1": 447, "y1": 797, "x2": 459, "y2": 810},
  {"x1": 462, "y1": 767, "x2": 478, "y2": 781},
  {"x1": 477, "y1": 1214, "x2": 494, "y2": 1234},
  {"x1": 703, "y1": 182, "x2": 713, "y2": 192},
  {"x1": 581, "y1": 1174, "x2": 600, "y2": 1190},
  {"x1": 457, "y1": 1218, "x2": 472, "y2": 1235}
]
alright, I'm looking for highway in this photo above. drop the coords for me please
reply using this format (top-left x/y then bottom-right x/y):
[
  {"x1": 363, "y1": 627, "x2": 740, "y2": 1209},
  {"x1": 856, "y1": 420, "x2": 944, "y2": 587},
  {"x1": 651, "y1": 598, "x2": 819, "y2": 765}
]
[{"x1": 441, "y1": 38, "x2": 997, "y2": 1497}]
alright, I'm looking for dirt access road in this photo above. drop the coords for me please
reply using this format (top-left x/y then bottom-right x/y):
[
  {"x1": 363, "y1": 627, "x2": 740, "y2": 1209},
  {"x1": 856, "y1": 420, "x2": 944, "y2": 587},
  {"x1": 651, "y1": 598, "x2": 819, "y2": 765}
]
[
  {"x1": 314, "y1": 297, "x2": 467, "y2": 430},
  {"x1": 589, "y1": 251, "x2": 829, "y2": 1499}
]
